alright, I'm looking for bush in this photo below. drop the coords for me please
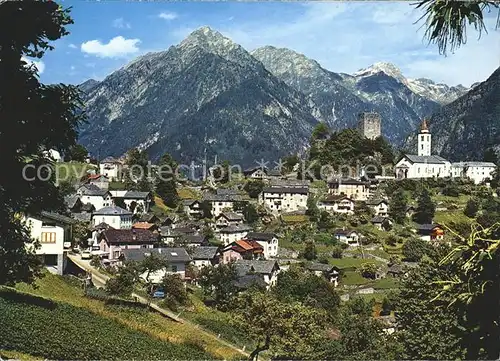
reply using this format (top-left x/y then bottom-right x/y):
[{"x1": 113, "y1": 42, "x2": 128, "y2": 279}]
[
  {"x1": 0, "y1": 289, "x2": 212, "y2": 360},
  {"x1": 331, "y1": 246, "x2": 343, "y2": 259}
]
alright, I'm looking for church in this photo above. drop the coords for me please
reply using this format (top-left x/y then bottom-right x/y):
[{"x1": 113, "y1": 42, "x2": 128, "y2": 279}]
[
  {"x1": 394, "y1": 120, "x2": 496, "y2": 184},
  {"x1": 395, "y1": 120, "x2": 451, "y2": 179}
]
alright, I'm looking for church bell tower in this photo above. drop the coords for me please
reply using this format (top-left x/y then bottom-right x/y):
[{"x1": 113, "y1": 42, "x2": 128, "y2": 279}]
[{"x1": 417, "y1": 119, "x2": 431, "y2": 156}]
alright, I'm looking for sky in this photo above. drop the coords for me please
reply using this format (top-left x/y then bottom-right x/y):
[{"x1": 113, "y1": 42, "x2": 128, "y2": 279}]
[{"x1": 33, "y1": 1, "x2": 500, "y2": 87}]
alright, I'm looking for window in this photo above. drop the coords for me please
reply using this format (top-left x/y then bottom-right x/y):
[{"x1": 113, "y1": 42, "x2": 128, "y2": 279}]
[
  {"x1": 421, "y1": 144, "x2": 424, "y2": 150},
  {"x1": 171, "y1": 265, "x2": 178, "y2": 272},
  {"x1": 41, "y1": 232, "x2": 56, "y2": 243},
  {"x1": 421, "y1": 135, "x2": 424, "y2": 141}
]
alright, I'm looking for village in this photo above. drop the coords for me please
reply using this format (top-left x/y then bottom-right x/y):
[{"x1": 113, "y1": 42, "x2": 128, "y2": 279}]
[{"x1": 22, "y1": 115, "x2": 498, "y2": 337}]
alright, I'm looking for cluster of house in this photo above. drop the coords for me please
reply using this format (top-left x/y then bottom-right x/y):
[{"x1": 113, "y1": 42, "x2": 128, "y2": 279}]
[{"x1": 395, "y1": 120, "x2": 496, "y2": 183}]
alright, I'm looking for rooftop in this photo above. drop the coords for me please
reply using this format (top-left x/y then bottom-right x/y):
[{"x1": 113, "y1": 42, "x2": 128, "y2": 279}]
[
  {"x1": 102, "y1": 229, "x2": 157, "y2": 244},
  {"x1": 245, "y1": 231, "x2": 276, "y2": 241},
  {"x1": 262, "y1": 186, "x2": 308, "y2": 195},
  {"x1": 93, "y1": 206, "x2": 132, "y2": 216},
  {"x1": 234, "y1": 259, "x2": 279, "y2": 275},
  {"x1": 123, "y1": 191, "x2": 151, "y2": 199},
  {"x1": 190, "y1": 246, "x2": 219, "y2": 260},
  {"x1": 122, "y1": 247, "x2": 191, "y2": 263},
  {"x1": 403, "y1": 154, "x2": 449, "y2": 165}
]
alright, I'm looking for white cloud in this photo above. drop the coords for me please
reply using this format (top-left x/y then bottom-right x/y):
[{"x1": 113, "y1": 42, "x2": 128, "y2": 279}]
[
  {"x1": 21, "y1": 56, "x2": 45, "y2": 74},
  {"x1": 68, "y1": 43, "x2": 77, "y2": 49},
  {"x1": 159, "y1": 11, "x2": 178, "y2": 21},
  {"x1": 113, "y1": 17, "x2": 131, "y2": 29},
  {"x1": 70, "y1": 65, "x2": 76, "y2": 71},
  {"x1": 81, "y1": 36, "x2": 141, "y2": 58}
]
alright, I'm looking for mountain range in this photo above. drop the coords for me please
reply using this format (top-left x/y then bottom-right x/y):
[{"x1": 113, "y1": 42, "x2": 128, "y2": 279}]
[{"x1": 78, "y1": 26, "x2": 480, "y2": 166}]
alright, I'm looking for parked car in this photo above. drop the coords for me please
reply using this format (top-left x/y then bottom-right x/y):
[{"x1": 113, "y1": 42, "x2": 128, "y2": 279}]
[
  {"x1": 152, "y1": 288, "x2": 165, "y2": 298},
  {"x1": 81, "y1": 250, "x2": 92, "y2": 260}
]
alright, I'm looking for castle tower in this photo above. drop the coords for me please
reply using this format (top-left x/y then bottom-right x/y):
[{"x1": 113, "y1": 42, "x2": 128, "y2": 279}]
[
  {"x1": 417, "y1": 119, "x2": 431, "y2": 156},
  {"x1": 357, "y1": 112, "x2": 381, "y2": 140}
]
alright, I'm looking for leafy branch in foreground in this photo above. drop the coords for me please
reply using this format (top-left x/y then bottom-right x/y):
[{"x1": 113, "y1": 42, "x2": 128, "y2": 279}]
[
  {"x1": 432, "y1": 222, "x2": 500, "y2": 359},
  {"x1": 413, "y1": 0, "x2": 500, "y2": 54}
]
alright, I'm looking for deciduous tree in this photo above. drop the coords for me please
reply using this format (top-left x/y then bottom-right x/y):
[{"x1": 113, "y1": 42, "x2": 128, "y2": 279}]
[{"x1": 0, "y1": 0, "x2": 84, "y2": 286}]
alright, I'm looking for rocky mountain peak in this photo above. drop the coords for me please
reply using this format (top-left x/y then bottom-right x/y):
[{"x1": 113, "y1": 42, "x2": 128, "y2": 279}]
[
  {"x1": 354, "y1": 62, "x2": 406, "y2": 83},
  {"x1": 179, "y1": 26, "x2": 240, "y2": 55}
]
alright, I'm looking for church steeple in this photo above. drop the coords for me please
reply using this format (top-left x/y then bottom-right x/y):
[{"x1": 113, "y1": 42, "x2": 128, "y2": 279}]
[{"x1": 418, "y1": 119, "x2": 431, "y2": 156}]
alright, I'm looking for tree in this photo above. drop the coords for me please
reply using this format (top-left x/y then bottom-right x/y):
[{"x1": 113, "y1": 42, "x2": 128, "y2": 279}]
[
  {"x1": 442, "y1": 184, "x2": 460, "y2": 197},
  {"x1": 331, "y1": 245, "x2": 343, "y2": 259},
  {"x1": 0, "y1": 0, "x2": 84, "y2": 286},
  {"x1": 138, "y1": 253, "x2": 167, "y2": 286},
  {"x1": 317, "y1": 210, "x2": 334, "y2": 230},
  {"x1": 212, "y1": 160, "x2": 231, "y2": 183},
  {"x1": 396, "y1": 245, "x2": 466, "y2": 359},
  {"x1": 67, "y1": 144, "x2": 88, "y2": 162},
  {"x1": 233, "y1": 291, "x2": 327, "y2": 361},
  {"x1": 198, "y1": 263, "x2": 238, "y2": 309},
  {"x1": 199, "y1": 200, "x2": 213, "y2": 219},
  {"x1": 273, "y1": 267, "x2": 340, "y2": 316},
  {"x1": 360, "y1": 263, "x2": 378, "y2": 279},
  {"x1": 301, "y1": 241, "x2": 317, "y2": 261},
  {"x1": 413, "y1": 188, "x2": 435, "y2": 224},
  {"x1": 414, "y1": 0, "x2": 499, "y2": 55},
  {"x1": 73, "y1": 221, "x2": 90, "y2": 248},
  {"x1": 58, "y1": 180, "x2": 75, "y2": 197},
  {"x1": 242, "y1": 203, "x2": 259, "y2": 224},
  {"x1": 311, "y1": 123, "x2": 331, "y2": 141},
  {"x1": 160, "y1": 273, "x2": 189, "y2": 311},
  {"x1": 431, "y1": 223, "x2": 500, "y2": 359},
  {"x1": 243, "y1": 180, "x2": 264, "y2": 199},
  {"x1": 124, "y1": 148, "x2": 149, "y2": 191},
  {"x1": 389, "y1": 189, "x2": 408, "y2": 224},
  {"x1": 464, "y1": 198, "x2": 479, "y2": 218},
  {"x1": 402, "y1": 238, "x2": 430, "y2": 262},
  {"x1": 106, "y1": 262, "x2": 139, "y2": 297},
  {"x1": 283, "y1": 154, "x2": 300, "y2": 173},
  {"x1": 305, "y1": 196, "x2": 320, "y2": 222},
  {"x1": 156, "y1": 152, "x2": 179, "y2": 208}
]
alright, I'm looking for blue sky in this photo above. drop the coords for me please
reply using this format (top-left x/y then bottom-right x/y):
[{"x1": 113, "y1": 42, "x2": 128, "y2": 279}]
[{"x1": 33, "y1": 1, "x2": 499, "y2": 87}]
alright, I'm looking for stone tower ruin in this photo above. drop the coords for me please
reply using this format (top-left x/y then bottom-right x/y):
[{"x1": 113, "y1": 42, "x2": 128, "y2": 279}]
[{"x1": 357, "y1": 112, "x2": 381, "y2": 140}]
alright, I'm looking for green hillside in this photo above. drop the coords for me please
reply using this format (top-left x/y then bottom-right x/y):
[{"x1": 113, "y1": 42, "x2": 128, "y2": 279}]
[{"x1": 0, "y1": 287, "x2": 212, "y2": 360}]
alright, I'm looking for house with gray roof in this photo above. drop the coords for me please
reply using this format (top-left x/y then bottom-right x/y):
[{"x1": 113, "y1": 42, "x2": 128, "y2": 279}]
[
  {"x1": 305, "y1": 263, "x2": 340, "y2": 286},
  {"x1": 190, "y1": 246, "x2": 220, "y2": 268},
  {"x1": 234, "y1": 259, "x2": 280, "y2": 287},
  {"x1": 92, "y1": 206, "x2": 133, "y2": 229},
  {"x1": 121, "y1": 247, "x2": 191, "y2": 283},
  {"x1": 204, "y1": 191, "x2": 245, "y2": 217},
  {"x1": 245, "y1": 232, "x2": 279, "y2": 259},
  {"x1": 215, "y1": 211, "x2": 244, "y2": 229},
  {"x1": 76, "y1": 184, "x2": 113, "y2": 211},
  {"x1": 260, "y1": 186, "x2": 308, "y2": 215},
  {"x1": 218, "y1": 223, "x2": 252, "y2": 246},
  {"x1": 451, "y1": 161, "x2": 496, "y2": 184}
]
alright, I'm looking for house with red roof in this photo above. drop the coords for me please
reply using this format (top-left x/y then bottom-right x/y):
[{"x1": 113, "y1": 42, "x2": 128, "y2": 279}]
[{"x1": 221, "y1": 239, "x2": 264, "y2": 264}]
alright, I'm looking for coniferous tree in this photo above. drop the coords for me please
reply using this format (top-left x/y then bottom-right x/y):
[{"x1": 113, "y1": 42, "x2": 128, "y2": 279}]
[
  {"x1": 464, "y1": 198, "x2": 479, "y2": 218},
  {"x1": 413, "y1": 188, "x2": 435, "y2": 224},
  {"x1": 156, "y1": 152, "x2": 179, "y2": 208},
  {"x1": 389, "y1": 189, "x2": 408, "y2": 224}
]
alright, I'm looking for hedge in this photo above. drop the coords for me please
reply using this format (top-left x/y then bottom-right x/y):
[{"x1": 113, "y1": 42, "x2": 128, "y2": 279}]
[{"x1": 0, "y1": 288, "x2": 214, "y2": 360}]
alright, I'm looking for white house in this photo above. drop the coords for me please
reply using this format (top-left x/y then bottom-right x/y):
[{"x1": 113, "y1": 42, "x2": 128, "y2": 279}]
[
  {"x1": 215, "y1": 211, "x2": 244, "y2": 229},
  {"x1": 99, "y1": 156, "x2": 123, "y2": 181},
  {"x1": 234, "y1": 259, "x2": 280, "y2": 288},
  {"x1": 395, "y1": 120, "x2": 452, "y2": 179},
  {"x1": 244, "y1": 232, "x2": 279, "y2": 259},
  {"x1": 92, "y1": 206, "x2": 133, "y2": 229},
  {"x1": 451, "y1": 162, "x2": 496, "y2": 184},
  {"x1": 218, "y1": 224, "x2": 252, "y2": 246},
  {"x1": 190, "y1": 246, "x2": 220, "y2": 268},
  {"x1": 366, "y1": 199, "x2": 389, "y2": 216},
  {"x1": 121, "y1": 247, "x2": 191, "y2": 283},
  {"x1": 305, "y1": 263, "x2": 340, "y2": 287},
  {"x1": 243, "y1": 166, "x2": 268, "y2": 179},
  {"x1": 204, "y1": 190, "x2": 244, "y2": 217},
  {"x1": 76, "y1": 184, "x2": 113, "y2": 210},
  {"x1": 260, "y1": 186, "x2": 308, "y2": 215},
  {"x1": 122, "y1": 191, "x2": 152, "y2": 214},
  {"x1": 182, "y1": 199, "x2": 203, "y2": 219},
  {"x1": 24, "y1": 211, "x2": 75, "y2": 275},
  {"x1": 327, "y1": 178, "x2": 370, "y2": 201},
  {"x1": 86, "y1": 174, "x2": 110, "y2": 190},
  {"x1": 318, "y1": 196, "x2": 355, "y2": 214},
  {"x1": 333, "y1": 229, "x2": 361, "y2": 246}
]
